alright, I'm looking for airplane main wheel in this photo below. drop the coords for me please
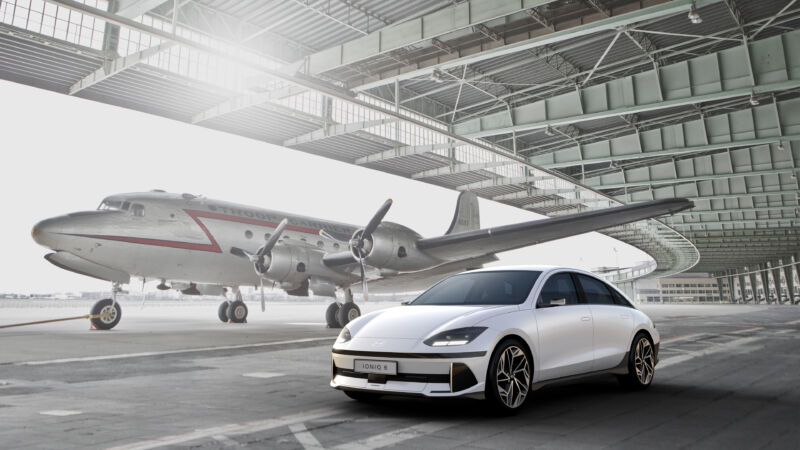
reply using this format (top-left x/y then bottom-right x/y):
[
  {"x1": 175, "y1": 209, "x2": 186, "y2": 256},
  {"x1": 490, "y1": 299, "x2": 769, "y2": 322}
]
[
  {"x1": 337, "y1": 303, "x2": 361, "y2": 327},
  {"x1": 90, "y1": 298, "x2": 122, "y2": 330},
  {"x1": 227, "y1": 300, "x2": 248, "y2": 323},
  {"x1": 326, "y1": 302, "x2": 341, "y2": 328},
  {"x1": 218, "y1": 301, "x2": 230, "y2": 323}
]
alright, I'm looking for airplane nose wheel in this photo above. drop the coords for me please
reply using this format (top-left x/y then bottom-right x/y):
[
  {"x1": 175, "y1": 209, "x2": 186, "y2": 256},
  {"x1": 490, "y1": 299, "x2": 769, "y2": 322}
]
[
  {"x1": 337, "y1": 303, "x2": 360, "y2": 327},
  {"x1": 227, "y1": 300, "x2": 248, "y2": 323},
  {"x1": 90, "y1": 299, "x2": 122, "y2": 330}
]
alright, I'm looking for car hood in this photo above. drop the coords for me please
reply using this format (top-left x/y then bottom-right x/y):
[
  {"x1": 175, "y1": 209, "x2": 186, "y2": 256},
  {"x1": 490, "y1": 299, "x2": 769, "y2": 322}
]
[{"x1": 352, "y1": 304, "x2": 517, "y2": 340}]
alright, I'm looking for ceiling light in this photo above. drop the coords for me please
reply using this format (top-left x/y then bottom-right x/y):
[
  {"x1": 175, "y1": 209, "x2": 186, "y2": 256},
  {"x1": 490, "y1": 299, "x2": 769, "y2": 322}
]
[
  {"x1": 749, "y1": 92, "x2": 759, "y2": 106},
  {"x1": 688, "y1": 3, "x2": 702, "y2": 24},
  {"x1": 777, "y1": 142, "x2": 785, "y2": 151}
]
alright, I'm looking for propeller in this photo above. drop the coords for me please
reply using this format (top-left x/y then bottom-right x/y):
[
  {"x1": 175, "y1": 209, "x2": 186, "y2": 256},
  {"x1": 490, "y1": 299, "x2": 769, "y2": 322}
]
[
  {"x1": 230, "y1": 218, "x2": 289, "y2": 312},
  {"x1": 321, "y1": 199, "x2": 393, "y2": 301}
]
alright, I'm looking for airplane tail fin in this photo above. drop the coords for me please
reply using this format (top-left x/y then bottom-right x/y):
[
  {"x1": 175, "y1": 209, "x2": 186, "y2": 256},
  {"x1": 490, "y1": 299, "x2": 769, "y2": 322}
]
[{"x1": 445, "y1": 191, "x2": 480, "y2": 235}]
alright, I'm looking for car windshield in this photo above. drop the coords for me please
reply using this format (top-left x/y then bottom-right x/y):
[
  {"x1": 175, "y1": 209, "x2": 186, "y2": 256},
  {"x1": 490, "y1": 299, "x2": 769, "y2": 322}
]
[{"x1": 410, "y1": 271, "x2": 542, "y2": 306}]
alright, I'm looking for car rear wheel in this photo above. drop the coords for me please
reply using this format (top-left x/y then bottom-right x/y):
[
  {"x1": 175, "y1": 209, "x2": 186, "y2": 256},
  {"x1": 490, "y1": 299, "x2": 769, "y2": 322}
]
[
  {"x1": 485, "y1": 338, "x2": 531, "y2": 413},
  {"x1": 619, "y1": 332, "x2": 655, "y2": 390}
]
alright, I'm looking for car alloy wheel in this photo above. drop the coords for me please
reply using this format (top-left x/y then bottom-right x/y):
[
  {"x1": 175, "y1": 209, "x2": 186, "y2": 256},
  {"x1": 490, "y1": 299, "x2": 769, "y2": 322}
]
[
  {"x1": 633, "y1": 337, "x2": 654, "y2": 385},
  {"x1": 495, "y1": 345, "x2": 530, "y2": 409}
]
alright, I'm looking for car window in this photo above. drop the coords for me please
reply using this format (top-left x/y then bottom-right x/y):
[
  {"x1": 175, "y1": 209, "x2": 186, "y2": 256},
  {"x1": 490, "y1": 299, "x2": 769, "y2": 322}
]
[
  {"x1": 536, "y1": 273, "x2": 579, "y2": 308},
  {"x1": 610, "y1": 289, "x2": 632, "y2": 307},
  {"x1": 410, "y1": 271, "x2": 541, "y2": 306},
  {"x1": 576, "y1": 274, "x2": 615, "y2": 305}
]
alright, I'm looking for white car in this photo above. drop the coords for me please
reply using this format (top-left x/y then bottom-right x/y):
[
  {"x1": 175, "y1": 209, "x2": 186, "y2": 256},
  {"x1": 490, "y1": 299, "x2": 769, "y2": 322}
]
[{"x1": 331, "y1": 266, "x2": 659, "y2": 412}]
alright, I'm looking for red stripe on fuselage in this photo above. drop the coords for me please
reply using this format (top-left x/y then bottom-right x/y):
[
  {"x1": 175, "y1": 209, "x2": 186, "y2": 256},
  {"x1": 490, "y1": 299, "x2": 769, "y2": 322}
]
[{"x1": 73, "y1": 209, "x2": 323, "y2": 253}]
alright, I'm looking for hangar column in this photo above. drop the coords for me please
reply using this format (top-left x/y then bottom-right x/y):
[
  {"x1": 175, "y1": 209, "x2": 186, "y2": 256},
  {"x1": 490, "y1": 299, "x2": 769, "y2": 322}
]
[
  {"x1": 781, "y1": 259, "x2": 796, "y2": 304},
  {"x1": 758, "y1": 264, "x2": 772, "y2": 303},
  {"x1": 748, "y1": 267, "x2": 759, "y2": 303},
  {"x1": 727, "y1": 270, "x2": 738, "y2": 304},
  {"x1": 715, "y1": 273, "x2": 726, "y2": 303},
  {"x1": 770, "y1": 262, "x2": 784, "y2": 304},
  {"x1": 738, "y1": 272, "x2": 748, "y2": 303}
]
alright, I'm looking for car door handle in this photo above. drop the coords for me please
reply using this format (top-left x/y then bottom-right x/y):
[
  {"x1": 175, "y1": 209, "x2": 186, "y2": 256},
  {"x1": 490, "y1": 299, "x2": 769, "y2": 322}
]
[{"x1": 581, "y1": 316, "x2": 591, "y2": 321}]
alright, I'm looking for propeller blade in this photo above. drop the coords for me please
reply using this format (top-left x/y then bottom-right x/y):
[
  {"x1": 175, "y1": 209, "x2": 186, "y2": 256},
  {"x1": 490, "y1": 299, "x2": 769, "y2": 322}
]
[
  {"x1": 362, "y1": 199, "x2": 393, "y2": 241},
  {"x1": 259, "y1": 218, "x2": 289, "y2": 257},
  {"x1": 359, "y1": 259, "x2": 369, "y2": 301},
  {"x1": 260, "y1": 278, "x2": 265, "y2": 312}
]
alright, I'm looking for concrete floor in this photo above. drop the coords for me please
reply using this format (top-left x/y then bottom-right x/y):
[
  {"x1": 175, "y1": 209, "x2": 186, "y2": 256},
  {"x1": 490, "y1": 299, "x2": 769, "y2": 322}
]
[{"x1": 0, "y1": 300, "x2": 798, "y2": 449}]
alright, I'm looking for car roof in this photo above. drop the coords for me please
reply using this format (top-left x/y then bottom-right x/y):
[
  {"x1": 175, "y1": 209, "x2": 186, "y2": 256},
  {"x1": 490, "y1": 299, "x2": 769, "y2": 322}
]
[{"x1": 467, "y1": 265, "x2": 594, "y2": 275}]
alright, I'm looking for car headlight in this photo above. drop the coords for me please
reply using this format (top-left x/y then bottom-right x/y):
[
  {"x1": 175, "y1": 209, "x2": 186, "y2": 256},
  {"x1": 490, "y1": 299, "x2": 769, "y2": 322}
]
[
  {"x1": 423, "y1": 327, "x2": 487, "y2": 347},
  {"x1": 336, "y1": 327, "x2": 351, "y2": 344}
]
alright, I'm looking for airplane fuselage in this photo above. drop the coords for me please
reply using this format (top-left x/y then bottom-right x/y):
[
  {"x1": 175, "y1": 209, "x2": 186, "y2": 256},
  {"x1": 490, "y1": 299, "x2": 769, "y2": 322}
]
[{"x1": 33, "y1": 191, "x2": 364, "y2": 291}]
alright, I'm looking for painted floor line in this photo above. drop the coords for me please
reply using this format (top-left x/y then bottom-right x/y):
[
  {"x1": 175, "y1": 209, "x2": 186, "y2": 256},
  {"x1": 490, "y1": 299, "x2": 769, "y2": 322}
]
[
  {"x1": 39, "y1": 410, "x2": 82, "y2": 416},
  {"x1": 661, "y1": 332, "x2": 706, "y2": 344},
  {"x1": 14, "y1": 336, "x2": 334, "y2": 366},
  {"x1": 243, "y1": 372, "x2": 284, "y2": 379},
  {"x1": 728, "y1": 326, "x2": 763, "y2": 334},
  {"x1": 289, "y1": 423, "x2": 325, "y2": 450},
  {"x1": 108, "y1": 407, "x2": 343, "y2": 450},
  {"x1": 331, "y1": 420, "x2": 463, "y2": 450},
  {"x1": 658, "y1": 336, "x2": 763, "y2": 369}
]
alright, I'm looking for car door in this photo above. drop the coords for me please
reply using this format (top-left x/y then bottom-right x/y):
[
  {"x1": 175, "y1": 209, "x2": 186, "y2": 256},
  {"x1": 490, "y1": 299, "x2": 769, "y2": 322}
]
[
  {"x1": 534, "y1": 272, "x2": 594, "y2": 380},
  {"x1": 575, "y1": 274, "x2": 634, "y2": 371}
]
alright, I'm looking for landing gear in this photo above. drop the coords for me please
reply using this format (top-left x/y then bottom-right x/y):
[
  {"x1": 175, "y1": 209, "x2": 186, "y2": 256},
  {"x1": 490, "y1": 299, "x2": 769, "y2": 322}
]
[
  {"x1": 218, "y1": 301, "x2": 230, "y2": 323},
  {"x1": 90, "y1": 298, "x2": 122, "y2": 330},
  {"x1": 325, "y1": 302, "x2": 341, "y2": 328},
  {"x1": 227, "y1": 300, "x2": 248, "y2": 323},
  {"x1": 326, "y1": 288, "x2": 362, "y2": 328},
  {"x1": 337, "y1": 302, "x2": 361, "y2": 327}
]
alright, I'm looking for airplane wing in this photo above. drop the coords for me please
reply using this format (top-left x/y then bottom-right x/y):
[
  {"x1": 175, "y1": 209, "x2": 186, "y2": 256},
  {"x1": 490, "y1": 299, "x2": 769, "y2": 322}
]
[
  {"x1": 414, "y1": 198, "x2": 693, "y2": 261},
  {"x1": 353, "y1": 254, "x2": 499, "y2": 294}
]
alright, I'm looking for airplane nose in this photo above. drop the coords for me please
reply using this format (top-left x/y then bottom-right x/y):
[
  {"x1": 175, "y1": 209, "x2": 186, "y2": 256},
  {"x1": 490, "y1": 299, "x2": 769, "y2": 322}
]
[{"x1": 31, "y1": 217, "x2": 61, "y2": 247}]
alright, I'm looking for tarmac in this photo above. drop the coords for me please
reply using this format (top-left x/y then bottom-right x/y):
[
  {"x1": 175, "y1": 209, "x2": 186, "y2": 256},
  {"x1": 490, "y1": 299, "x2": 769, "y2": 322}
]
[{"x1": 0, "y1": 300, "x2": 798, "y2": 449}]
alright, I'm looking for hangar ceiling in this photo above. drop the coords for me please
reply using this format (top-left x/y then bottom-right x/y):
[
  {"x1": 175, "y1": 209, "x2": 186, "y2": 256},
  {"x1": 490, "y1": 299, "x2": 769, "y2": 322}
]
[{"x1": 1, "y1": 0, "x2": 798, "y2": 281}]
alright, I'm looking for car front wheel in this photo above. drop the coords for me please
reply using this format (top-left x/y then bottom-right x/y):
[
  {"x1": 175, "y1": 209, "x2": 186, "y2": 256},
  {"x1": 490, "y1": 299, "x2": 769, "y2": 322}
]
[{"x1": 485, "y1": 338, "x2": 531, "y2": 413}]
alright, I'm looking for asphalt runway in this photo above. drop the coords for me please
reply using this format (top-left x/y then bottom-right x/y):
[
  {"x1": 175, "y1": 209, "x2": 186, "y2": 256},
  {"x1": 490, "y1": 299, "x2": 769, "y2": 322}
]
[{"x1": 0, "y1": 301, "x2": 798, "y2": 449}]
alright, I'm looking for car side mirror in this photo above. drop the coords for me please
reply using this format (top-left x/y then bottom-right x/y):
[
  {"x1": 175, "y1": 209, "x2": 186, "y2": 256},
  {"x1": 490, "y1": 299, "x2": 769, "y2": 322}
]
[{"x1": 400, "y1": 300, "x2": 410, "y2": 306}]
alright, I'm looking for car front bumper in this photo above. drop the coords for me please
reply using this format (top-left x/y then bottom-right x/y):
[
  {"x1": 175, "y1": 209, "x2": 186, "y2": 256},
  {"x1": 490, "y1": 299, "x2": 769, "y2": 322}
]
[{"x1": 330, "y1": 349, "x2": 488, "y2": 398}]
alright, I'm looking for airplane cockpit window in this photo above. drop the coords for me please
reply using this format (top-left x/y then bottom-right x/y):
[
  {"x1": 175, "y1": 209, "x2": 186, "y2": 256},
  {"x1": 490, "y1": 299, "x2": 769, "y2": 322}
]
[
  {"x1": 98, "y1": 199, "x2": 130, "y2": 211},
  {"x1": 131, "y1": 204, "x2": 145, "y2": 217}
]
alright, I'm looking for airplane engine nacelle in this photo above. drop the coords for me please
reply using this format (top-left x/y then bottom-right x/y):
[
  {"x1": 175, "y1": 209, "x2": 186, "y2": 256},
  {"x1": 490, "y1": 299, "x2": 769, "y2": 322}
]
[
  {"x1": 263, "y1": 245, "x2": 310, "y2": 289},
  {"x1": 363, "y1": 222, "x2": 440, "y2": 272}
]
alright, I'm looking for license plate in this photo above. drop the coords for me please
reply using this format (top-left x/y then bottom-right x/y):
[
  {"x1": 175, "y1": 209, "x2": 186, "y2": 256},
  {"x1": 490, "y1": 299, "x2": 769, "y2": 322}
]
[{"x1": 354, "y1": 359, "x2": 397, "y2": 375}]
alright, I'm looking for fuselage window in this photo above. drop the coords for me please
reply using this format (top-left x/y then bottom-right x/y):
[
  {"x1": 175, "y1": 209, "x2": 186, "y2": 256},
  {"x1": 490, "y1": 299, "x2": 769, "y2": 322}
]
[
  {"x1": 245, "y1": 230, "x2": 253, "y2": 239},
  {"x1": 265, "y1": 233, "x2": 271, "y2": 240},
  {"x1": 316, "y1": 241, "x2": 324, "y2": 248},
  {"x1": 131, "y1": 204, "x2": 145, "y2": 217}
]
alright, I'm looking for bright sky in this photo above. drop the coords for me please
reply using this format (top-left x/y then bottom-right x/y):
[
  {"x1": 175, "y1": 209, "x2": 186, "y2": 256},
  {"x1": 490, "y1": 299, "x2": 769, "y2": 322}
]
[{"x1": 0, "y1": 80, "x2": 650, "y2": 294}]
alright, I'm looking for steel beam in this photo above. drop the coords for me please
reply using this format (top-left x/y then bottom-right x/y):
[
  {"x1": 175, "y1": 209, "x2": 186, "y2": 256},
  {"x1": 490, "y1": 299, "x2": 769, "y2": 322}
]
[
  {"x1": 492, "y1": 188, "x2": 582, "y2": 200},
  {"x1": 355, "y1": 142, "x2": 465, "y2": 165},
  {"x1": 411, "y1": 161, "x2": 519, "y2": 180},
  {"x1": 586, "y1": 167, "x2": 798, "y2": 191},
  {"x1": 116, "y1": 0, "x2": 169, "y2": 18},
  {"x1": 453, "y1": 29, "x2": 800, "y2": 139},
  {"x1": 456, "y1": 175, "x2": 555, "y2": 191},
  {"x1": 69, "y1": 42, "x2": 174, "y2": 95},
  {"x1": 354, "y1": 0, "x2": 722, "y2": 91},
  {"x1": 283, "y1": 118, "x2": 397, "y2": 147},
  {"x1": 296, "y1": 0, "x2": 558, "y2": 76},
  {"x1": 531, "y1": 98, "x2": 800, "y2": 169},
  {"x1": 191, "y1": 86, "x2": 306, "y2": 124},
  {"x1": 783, "y1": 259, "x2": 797, "y2": 303}
]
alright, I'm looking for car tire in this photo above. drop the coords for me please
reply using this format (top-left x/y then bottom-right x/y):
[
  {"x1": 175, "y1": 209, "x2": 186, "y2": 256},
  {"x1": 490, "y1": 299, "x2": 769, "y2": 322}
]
[
  {"x1": 326, "y1": 302, "x2": 342, "y2": 328},
  {"x1": 226, "y1": 300, "x2": 248, "y2": 323},
  {"x1": 90, "y1": 298, "x2": 122, "y2": 330},
  {"x1": 619, "y1": 332, "x2": 655, "y2": 390},
  {"x1": 337, "y1": 303, "x2": 361, "y2": 327},
  {"x1": 485, "y1": 338, "x2": 532, "y2": 414},
  {"x1": 344, "y1": 390, "x2": 382, "y2": 403}
]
